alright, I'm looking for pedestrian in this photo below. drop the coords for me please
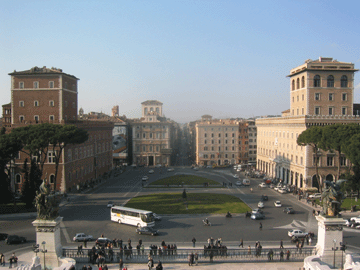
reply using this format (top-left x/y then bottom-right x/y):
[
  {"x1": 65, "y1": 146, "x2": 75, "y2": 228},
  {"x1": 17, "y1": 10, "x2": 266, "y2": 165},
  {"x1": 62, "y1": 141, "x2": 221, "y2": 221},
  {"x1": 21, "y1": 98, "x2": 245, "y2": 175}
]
[
  {"x1": 87, "y1": 265, "x2": 92, "y2": 270},
  {"x1": 0, "y1": 253, "x2": 5, "y2": 267},
  {"x1": 192, "y1": 237, "x2": 196, "y2": 248},
  {"x1": 280, "y1": 250, "x2": 284, "y2": 261},
  {"x1": 259, "y1": 222, "x2": 262, "y2": 230},
  {"x1": 155, "y1": 261, "x2": 163, "y2": 270},
  {"x1": 239, "y1": 238, "x2": 243, "y2": 248},
  {"x1": 147, "y1": 257, "x2": 154, "y2": 270},
  {"x1": 84, "y1": 239, "x2": 87, "y2": 248},
  {"x1": 280, "y1": 240, "x2": 283, "y2": 249},
  {"x1": 286, "y1": 250, "x2": 290, "y2": 260},
  {"x1": 119, "y1": 259, "x2": 124, "y2": 270},
  {"x1": 209, "y1": 251, "x2": 214, "y2": 263},
  {"x1": 188, "y1": 252, "x2": 193, "y2": 266},
  {"x1": 248, "y1": 245, "x2": 251, "y2": 255},
  {"x1": 127, "y1": 238, "x2": 131, "y2": 246},
  {"x1": 195, "y1": 253, "x2": 198, "y2": 266},
  {"x1": 82, "y1": 265, "x2": 87, "y2": 270},
  {"x1": 103, "y1": 265, "x2": 108, "y2": 270},
  {"x1": 309, "y1": 237, "x2": 312, "y2": 246}
]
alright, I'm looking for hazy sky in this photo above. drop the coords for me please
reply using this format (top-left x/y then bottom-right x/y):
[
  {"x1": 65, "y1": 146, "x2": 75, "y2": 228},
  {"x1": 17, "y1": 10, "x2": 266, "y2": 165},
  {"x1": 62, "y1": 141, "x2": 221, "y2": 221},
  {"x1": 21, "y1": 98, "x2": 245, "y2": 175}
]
[{"x1": 1, "y1": 1, "x2": 360, "y2": 123}]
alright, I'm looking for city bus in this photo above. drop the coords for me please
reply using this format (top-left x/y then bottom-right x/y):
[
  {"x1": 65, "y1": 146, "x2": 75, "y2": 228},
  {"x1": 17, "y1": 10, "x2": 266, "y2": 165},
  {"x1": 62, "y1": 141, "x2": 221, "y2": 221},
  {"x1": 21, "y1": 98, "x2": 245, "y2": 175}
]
[{"x1": 110, "y1": 206, "x2": 155, "y2": 227}]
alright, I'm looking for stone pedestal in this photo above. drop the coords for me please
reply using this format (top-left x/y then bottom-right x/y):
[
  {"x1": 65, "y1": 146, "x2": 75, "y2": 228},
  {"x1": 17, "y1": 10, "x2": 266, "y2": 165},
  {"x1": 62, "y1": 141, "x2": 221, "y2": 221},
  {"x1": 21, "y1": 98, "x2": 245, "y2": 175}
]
[
  {"x1": 315, "y1": 215, "x2": 346, "y2": 268},
  {"x1": 32, "y1": 217, "x2": 63, "y2": 269}
]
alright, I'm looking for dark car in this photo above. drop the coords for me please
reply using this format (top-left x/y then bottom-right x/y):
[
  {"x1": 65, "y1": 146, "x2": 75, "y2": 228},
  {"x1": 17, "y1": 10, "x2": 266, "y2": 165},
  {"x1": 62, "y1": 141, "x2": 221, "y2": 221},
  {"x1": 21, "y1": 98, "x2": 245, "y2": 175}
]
[
  {"x1": 250, "y1": 212, "x2": 265, "y2": 220},
  {"x1": 95, "y1": 237, "x2": 112, "y2": 247},
  {"x1": 261, "y1": 195, "x2": 268, "y2": 201},
  {"x1": 136, "y1": 227, "x2": 158, "y2": 236},
  {"x1": 284, "y1": 207, "x2": 295, "y2": 214},
  {"x1": 0, "y1": 233, "x2": 8, "y2": 240},
  {"x1": 5, "y1": 235, "x2": 26, "y2": 244}
]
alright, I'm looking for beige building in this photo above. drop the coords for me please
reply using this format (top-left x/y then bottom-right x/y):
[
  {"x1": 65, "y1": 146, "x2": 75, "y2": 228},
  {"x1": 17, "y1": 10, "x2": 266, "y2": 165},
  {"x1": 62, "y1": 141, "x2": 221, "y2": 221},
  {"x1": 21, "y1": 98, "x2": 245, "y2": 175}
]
[
  {"x1": 195, "y1": 115, "x2": 239, "y2": 166},
  {"x1": 256, "y1": 57, "x2": 359, "y2": 189},
  {"x1": 131, "y1": 100, "x2": 173, "y2": 166}
]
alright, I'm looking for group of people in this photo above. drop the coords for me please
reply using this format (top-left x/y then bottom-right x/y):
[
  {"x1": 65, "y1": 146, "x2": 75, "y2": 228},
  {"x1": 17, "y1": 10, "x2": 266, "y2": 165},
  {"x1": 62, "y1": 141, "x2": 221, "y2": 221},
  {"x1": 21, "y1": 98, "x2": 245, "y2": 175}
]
[
  {"x1": 147, "y1": 256, "x2": 163, "y2": 270},
  {"x1": 203, "y1": 237, "x2": 228, "y2": 258},
  {"x1": 188, "y1": 252, "x2": 199, "y2": 266},
  {"x1": 0, "y1": 253, "x2": 17, "y2": 268},
  {"x1": 148, "y1": 240, "x2": 178, "y2": 257}
]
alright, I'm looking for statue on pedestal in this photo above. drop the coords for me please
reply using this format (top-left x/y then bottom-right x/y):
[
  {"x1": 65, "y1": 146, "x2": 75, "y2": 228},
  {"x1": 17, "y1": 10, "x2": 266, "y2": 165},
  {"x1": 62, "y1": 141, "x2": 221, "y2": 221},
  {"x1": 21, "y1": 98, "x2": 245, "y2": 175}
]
[
  {"x1": 34, "y1": 174, "x2": 59, "y2": 220},
  {"x1": 320, "y1": 180, "x2": 346, "y2": 217}
]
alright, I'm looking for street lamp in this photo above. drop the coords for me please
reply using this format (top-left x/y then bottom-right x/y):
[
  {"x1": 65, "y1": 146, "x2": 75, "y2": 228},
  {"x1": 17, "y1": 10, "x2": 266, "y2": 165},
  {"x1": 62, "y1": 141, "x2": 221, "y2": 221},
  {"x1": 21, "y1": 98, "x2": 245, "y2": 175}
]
[
  {"x1": 340, "y1": 242, "x2": 347, "y2": 270},
  {"x1": 332, "y1": 239, "x2": 338, "y2": 268},
  {"x1": 41, "y1": 241, "x2": 48, "y2": 270}
]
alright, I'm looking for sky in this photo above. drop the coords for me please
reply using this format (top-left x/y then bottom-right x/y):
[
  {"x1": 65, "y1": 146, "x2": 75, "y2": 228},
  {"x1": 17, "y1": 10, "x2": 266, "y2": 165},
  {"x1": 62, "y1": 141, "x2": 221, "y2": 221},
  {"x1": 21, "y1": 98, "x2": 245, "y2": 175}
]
[{"x1": 1, "y1": 0, "x2": 360, "y2": 123}]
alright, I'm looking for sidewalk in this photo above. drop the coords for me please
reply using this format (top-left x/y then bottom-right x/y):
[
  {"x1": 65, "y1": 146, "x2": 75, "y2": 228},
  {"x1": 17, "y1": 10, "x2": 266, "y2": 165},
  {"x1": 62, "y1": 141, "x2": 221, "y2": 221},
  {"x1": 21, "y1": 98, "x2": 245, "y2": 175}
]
[{"x1": 0, "y1": 251, "x2": 304, "y2": 270}]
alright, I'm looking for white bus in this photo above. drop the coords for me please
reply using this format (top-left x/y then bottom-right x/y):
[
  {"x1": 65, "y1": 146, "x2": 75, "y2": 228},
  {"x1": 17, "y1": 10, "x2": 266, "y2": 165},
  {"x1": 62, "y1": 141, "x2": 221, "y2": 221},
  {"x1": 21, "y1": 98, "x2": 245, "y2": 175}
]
[{"x1": 110, "y1": 206, "x2": 155, "y2": 227}]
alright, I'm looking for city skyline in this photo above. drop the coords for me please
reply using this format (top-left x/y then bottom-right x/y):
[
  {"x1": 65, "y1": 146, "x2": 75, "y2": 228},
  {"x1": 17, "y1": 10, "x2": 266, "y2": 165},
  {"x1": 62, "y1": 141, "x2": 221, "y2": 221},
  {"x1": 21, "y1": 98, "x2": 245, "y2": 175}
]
[{"x1": 1, "y1": 0, "x2": 360, "y2": 123}]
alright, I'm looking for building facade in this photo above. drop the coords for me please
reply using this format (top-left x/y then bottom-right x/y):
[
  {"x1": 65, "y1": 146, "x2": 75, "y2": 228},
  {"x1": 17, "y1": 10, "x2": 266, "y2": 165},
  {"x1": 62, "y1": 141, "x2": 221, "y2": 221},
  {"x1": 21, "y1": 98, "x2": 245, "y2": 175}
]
[
  {"x1": 4, "y1": 66, "x2": 113, "y2": 193},
  {"x1": 131, "y1": 100, "x2": 173, "y2": 166},
  {"x1": 256, "y1": 57, "x2": 359, "y2": 189}
]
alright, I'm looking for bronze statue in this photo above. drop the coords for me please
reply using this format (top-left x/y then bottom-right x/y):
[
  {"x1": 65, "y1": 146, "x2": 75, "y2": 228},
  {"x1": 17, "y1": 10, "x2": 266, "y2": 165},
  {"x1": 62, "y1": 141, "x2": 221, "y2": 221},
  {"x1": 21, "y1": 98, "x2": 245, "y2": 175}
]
[
  {"x1": 320, "y1": 179, "x2": 346, "y2": 217},
  {"x1": 34, "y1": 174, "x2": 59, "y2": 220}
]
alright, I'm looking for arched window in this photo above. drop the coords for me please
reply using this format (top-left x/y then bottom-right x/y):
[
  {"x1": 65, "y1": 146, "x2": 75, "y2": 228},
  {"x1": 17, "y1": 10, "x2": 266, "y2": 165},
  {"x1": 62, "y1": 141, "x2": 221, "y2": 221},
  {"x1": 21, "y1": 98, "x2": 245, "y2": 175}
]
[
  {"x1": 341, "y1": 75, "x2": 348, "y2": 88},
  {"x1": 50, "y1": 174, "x2": 55, "y2": 184},
  {"x1": 301, "y1": 76, "x2": 305, "y2": 88},
  {"x1": 292, "y1": 80, "x2": 295, "y2": 90},
  {"x1": 327, "y1": 75, "x2": 334, "y2": 87},
  {"x1": 144, "y1": 108, "x2": 148, "y2": 115},
  {"x1": 314, "y1": 75, "x2": 320, "y2": 87},
  {"x1": 15, "y1": 174, "x2": 21, "y2": 184},
  {"x1": 296, "y1": 78, "x2": 300, "y2": 89}
]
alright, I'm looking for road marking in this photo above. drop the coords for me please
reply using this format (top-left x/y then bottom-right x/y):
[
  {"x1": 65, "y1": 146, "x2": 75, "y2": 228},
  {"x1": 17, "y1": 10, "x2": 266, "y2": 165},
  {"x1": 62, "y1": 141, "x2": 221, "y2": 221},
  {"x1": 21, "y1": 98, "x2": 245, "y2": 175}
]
[
  {"x1": 273, "y1": 220, "x2": 308, "y2": 230},
  {"x1": 60, "y1": 221, "x2": 72, "y2": 243},
  {"x1": 122, "y1": 190, "x2": 142, "y2": 206}
]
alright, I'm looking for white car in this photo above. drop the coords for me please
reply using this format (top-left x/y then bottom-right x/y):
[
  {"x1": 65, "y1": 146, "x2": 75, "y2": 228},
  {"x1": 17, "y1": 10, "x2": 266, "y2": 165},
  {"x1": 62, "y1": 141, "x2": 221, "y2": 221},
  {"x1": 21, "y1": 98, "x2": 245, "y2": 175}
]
[
  {"x1": 288, "y1": 229, "x2": 308, "y2": 238},
  {"x1": 259, "y1": 183, "x2": 267, "y2": 188},
  {"x1": 235, "y1": 180, "x2": 243, "y2": 186},
  {"x1": 107, "y1": 201, "x2": 114, "y2": 208},
  {"x1": 252, "y1": 208, "x2": 263, "y2": 214},
  {"x1": 309, "y1": 193, "x2": 322, "y2": 199},
  {"x1": 274, "y1": 201, "x2": 282, "y2": 207},
  {"x1": 258, "y1": 201, "x2": 264, "y2": 208},
  {"x1": 167, "y1": 168, "x2": 174, "y2": 172},
  {"x1": 233, "y1": 174, "x2": 239, "y2": 179},
  {"x1": 149, "y1": 170, "x2": 154, "y2": 174},
  {"x1": 73, "y1": 233, "x2": 93, "y2": 242},
  {"x1": 278, "y1": 188, "x2": 288, "y2": 194},
  {"x1": 350, "y1": 216, "x2": 360, "y2": 223},
  {"x1": 142, "y1": 176, "x2": 149, "y2": 181}
]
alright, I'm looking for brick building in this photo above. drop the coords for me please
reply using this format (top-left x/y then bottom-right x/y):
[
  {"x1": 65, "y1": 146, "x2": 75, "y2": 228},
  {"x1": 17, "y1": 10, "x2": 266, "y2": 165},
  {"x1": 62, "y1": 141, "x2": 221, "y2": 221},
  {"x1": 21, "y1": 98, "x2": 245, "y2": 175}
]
[{"x1": 4, "y1": 66, "x2": 113, "y2": 193}]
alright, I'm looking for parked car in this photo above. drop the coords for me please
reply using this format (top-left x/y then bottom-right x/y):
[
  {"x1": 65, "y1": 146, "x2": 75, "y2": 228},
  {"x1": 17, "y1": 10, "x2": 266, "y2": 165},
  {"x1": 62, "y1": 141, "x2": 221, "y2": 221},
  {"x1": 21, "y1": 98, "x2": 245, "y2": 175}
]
[
  {"x1": 153, "y1": 213, "x2": 162, "y2": 221},
  {"x1": 73, "y1": 233, "x2": 93, "y2": 242},
  {"x1": 5, "y1": 235, "x2": 26, "y2": 244},
  {"x1": 251, "y1": 212, "x2": 265, "y2": 220},
  {"x1": 142, "y1": 176, "x2": 149, "y2": 181},
  {"x1": 95, "y1": 237, "x2": 112, "y2": 247},
  {"x1": 278, "y1": 188, "x2": 288, "y2": 194},
  {"x1": 261, "y1": 195, "x2": 268, "y2": 201},
  {"x1": 107, "y1": 201, "x2": 114, "y2": 208},
  {"x1": 284, "y1": 207, "x2": 295, "y2": 214},
  {"x1": 288, "y1": 229, "x2": 308, "y2": 238},
  {"x1": 235, "y1": 181, "x2": 243, "y2": 186},
  {"x1": 0, "y1": 233, "x2": 8, "y2": 241},
  {"x1": 149, "y1": 170, "x2": 154, "y2": 174},
  {"x1": 252, "y1": 208, "x2": 264, "y2": 214},
  {"x1": 258, "y1": 201, "x2": 264, "y2": 208},
  {"x1": 274, "y1": 201, "x2": 282, "y2": 207},
  {"x1": 259, "y1": 183, "x2": 267, "y2": 188},
  {"x1": 308, "y1": 193, "x2": 322, "y2": 199},
  {"x1": 136, "y1": 227, "x2": 159, "y2": 236}
]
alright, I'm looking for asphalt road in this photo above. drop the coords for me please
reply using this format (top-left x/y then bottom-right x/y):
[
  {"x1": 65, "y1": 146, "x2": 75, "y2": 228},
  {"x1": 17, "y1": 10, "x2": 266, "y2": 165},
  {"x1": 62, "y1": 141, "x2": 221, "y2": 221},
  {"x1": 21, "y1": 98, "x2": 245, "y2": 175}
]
[{"x1": 1, "y1": 166, "x2": 360, "y2": 255}]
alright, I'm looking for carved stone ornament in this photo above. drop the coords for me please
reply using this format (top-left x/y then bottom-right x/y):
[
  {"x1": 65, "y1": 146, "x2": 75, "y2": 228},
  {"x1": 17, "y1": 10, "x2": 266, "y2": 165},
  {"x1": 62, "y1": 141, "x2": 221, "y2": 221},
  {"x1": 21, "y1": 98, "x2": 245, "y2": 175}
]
[{"x1": 325, "y1": 225, "x2": 343, "y2": 231}]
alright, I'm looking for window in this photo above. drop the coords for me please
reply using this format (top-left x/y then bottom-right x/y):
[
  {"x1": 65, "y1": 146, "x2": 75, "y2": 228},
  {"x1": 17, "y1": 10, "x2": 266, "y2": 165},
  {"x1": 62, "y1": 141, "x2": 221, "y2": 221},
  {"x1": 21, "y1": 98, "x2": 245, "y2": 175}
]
[
  {"x1": 301, "y1": 76, "x2": 305, "y2": 88},
  {"x1": 49, "y1": 100, "x2": 54, "y2": 107},
  {"x1": 48, "y1": 151, "x2": 56, "y2": 163},
  {"x1": 296, "y1": 78, "x2": 300, "y2": 89},
  {"x1": 49, "y1": 81, "x2": 54, "y2": 88},
  {"x1": 329, "y1": 107, "x2": 334, "y2": 115},
  {"x1": 315, "y1": 107, "x2": 320, "y2": 115},
  {"x1": 64, "y1": 82, "x2": 68, "y2": 89},
  {"x1": 327, "y1": 75, "x2": 334, "y2": 87},
  {"x1": 218, "y1": 133, "x2": 221, "y2": 137},
  {"x1": 314, "y1": 75, "x2": 321, "y2": 87},
  {"x1": 204, "y1": 140, "x2": 207, "y2": 144},
  {"x1": 34, "y1": 115, "x2": 39, "y2": 123},
  {"x1": 313, "y1": 156, "x2": 320, "y2": 166},
  {"x1": 34, "y1": 81, "x2": 39, "y2": 88},
  {"x1": 19, "y1": 101, "x2": 24, "y2": 107},
  {"x1": 327, "y1": 156, "x2": 333, "y2": 166},
  {"x1": 315, "y1": 93, "x2": 320, "y2": 100},
  {"x1": 329, "y1": 93, "x2": 333, "y2": 101},
  {"x1": 342, "y1": 107, "x2": 347, "y2": 115},
  {"x1": 342, "y1": 93, "x2": 347, "y2": 101},
  {"x1": 302, "y1": 108, "x2": 304, "y2": 115},
  {"x1": 49, "y1": 115, "x2": 54, "y2": 121},
  {"x1": 19, "y1": 115, "x2": 24, "y2": 122},
  {"x1": 292, "y1": 80, "x2": 295, "y2": 90},
  {"x1": 49, "y1": 175, "x2": 55, "y2": 184},
  {"x1": 302, "y1": 94, "x2": 304, "y2": 101},
  {"x1": 204, "y1": 146, "x2": 208, "y2": 151},
  {"x1": 341, "y1": 75, "x2": 348, "y2": 88},
  {"x1": 19, "y1": 82, "x2": 24, "y2": 89},
  {"x1": 34, "y1": 100, "x2": 39, "y2": 107},
  {"x1": 340, "y1": 156, "x2": 347, "y2": 166},
  {"x1": 297, "y1": 96, "x2": 299, "y2": 101},
  {"x1": 15, "y1": 174, "x2": 21, "y2": 184}
]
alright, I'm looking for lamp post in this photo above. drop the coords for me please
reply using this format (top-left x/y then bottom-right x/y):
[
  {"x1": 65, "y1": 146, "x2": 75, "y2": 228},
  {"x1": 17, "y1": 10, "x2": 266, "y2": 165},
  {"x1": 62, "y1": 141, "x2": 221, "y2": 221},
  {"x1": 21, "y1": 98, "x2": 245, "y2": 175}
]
[
  {"x1": 332, "y1": 239, "x2": 338, "y2": 268},
  {"x1": 340, "y1": 242, "x2": 347, "y2": 270},
  {"x1": 41, "y1": 241, "x2": 47, "y2": 270}
]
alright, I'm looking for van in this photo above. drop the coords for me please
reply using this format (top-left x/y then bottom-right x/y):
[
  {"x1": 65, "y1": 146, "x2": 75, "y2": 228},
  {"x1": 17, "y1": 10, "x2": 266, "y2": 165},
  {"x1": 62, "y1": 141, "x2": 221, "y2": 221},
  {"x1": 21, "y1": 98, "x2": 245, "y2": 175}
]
[{"x1": 243, "y1": 179, "x2": 250, "y2": 186}]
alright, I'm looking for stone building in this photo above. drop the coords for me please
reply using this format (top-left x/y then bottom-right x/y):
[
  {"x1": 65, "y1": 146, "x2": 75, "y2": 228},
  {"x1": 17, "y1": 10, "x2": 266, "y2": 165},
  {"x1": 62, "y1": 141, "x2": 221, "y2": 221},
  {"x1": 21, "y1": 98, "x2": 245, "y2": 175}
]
[
  {"x1": 3, "y1": 66, "x2": 113, "y2": 193},
  {"x1": 256, "y1": 57, "x2": 359, "y2": 189}
]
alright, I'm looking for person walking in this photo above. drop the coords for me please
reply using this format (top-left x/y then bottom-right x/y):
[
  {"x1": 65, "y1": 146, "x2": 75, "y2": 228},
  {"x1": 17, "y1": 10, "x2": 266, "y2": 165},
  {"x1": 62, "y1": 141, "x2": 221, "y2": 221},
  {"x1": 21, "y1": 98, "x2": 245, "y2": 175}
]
[
  {"x1": 192, "y1": 237, "x2": 196, "y2": 248},
  {"x1": 248, "y1": 245, "x2": 251, "y2": 255},
  {"x1": 259, "y1": 222, "x2": 262, "y2": 231},
  {"x1": 239, "y1": 238, "x2": 243, "y2": 248},
  {"x1": 280, "y1": 240, "x2": 284, "y2": 249},
  {"x1": 309, "y1": 237, "x2": 312, "y2": 246},
  {"x1": 119, "y1": 259, "x2": 124, "y2": 270},
  {"x1": 155, "y1": 261, "x2": 163, "y2": 270},
  {"x1": 209, "y1": 251, "x2": 214, "y2": 263},
  {"x1": 194, "y1": 253, "x2": 198, "y2": 266},
  {"x1": 147, "y1": 257, "x2": 154, "y2": 270},
  {"x1": 286, "y1": 250, "x2": 290, "y2": 260},
  {"x1": 280, "y1": 250, "x2": 284, "y2": 261},
  {"x1": 0, "y1": 253, "x2": 5, "y2": 267}
]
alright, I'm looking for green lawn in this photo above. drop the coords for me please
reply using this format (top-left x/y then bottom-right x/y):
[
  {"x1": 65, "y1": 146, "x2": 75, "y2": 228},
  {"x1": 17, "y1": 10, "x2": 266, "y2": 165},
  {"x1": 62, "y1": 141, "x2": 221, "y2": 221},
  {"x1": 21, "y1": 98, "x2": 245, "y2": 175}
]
[
  {"x1": 125, "y1": 193, "x2": 251, "y2": 214},
  {"x1": 149, "y1": 175, "x2": 219, "y2": 186},
  {"x1": 341, "y1": 198, "x2": 360, "y2": 210}
]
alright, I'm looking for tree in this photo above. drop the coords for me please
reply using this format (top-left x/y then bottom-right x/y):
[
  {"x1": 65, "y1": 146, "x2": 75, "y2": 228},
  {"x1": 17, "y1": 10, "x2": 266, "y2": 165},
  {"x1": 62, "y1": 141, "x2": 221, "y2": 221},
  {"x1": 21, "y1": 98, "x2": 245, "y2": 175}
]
[
  {"x1": 343, "y1": 133, "x2": 360, "y2": 196},
  {"x1": 0, "y1": 132, "x2": 23, "y2": 204},
  {"x1": 48, "y1": 125, "x2": 88, "y2": 192},
  {"x1": 182, "y1": 189, "x2": 187, "y2": 199},
  {"x1": 297, "y1": 126, "x2": 323, "y2": 192},
  {"x1": 21, "y1": 159, "x2": 33, "y2": 208}
]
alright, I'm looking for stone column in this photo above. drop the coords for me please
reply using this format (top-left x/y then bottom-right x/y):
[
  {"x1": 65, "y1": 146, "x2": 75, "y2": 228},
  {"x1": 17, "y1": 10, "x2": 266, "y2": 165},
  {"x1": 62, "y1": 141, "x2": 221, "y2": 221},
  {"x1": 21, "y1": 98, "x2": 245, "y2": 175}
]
[
  {"x1": 32, "y1": 216, "x2": 63, "y2": 269},
  {"x1": 315, "y1": 215, "x2": 345, "y2": 268}
]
